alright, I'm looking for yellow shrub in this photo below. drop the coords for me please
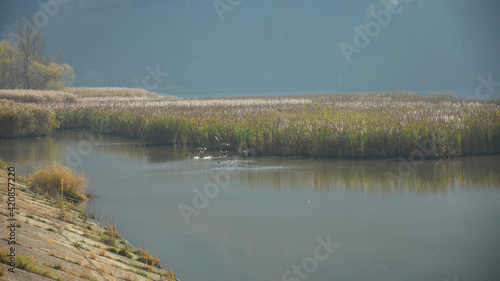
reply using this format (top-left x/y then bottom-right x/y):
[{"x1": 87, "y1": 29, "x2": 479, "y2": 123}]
[{"x1": 29, "y1": 164, "x2": 89, "y2": 203}]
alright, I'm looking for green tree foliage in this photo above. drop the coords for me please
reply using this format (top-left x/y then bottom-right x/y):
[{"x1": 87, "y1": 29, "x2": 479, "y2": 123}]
[
  {"x1": 0, "y1": 19, "x2": 74, "y2": 90},
  {"x1": 0, "y1": 40, "x2": 17, "y2": 88}
]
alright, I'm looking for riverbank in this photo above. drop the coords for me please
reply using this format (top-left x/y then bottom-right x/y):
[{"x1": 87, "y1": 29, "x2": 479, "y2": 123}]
[
  {"x1": 1, "y1": 88, "x2": 500, "y2": 158},
  {"x1": 0, "y1": 162, "x2": 177, "y2": 280}
]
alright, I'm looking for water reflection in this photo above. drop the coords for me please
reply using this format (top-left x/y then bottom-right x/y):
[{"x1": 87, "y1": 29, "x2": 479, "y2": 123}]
[
  {"x1": 239, "y1": 156, "x2": 500, "y2": 194},
  {"x1": 1, "y1": 130, "x2": 498, "y2": 195},
  {"x1": 1, "y1": 130, "x2": 500, "y2": 281}
]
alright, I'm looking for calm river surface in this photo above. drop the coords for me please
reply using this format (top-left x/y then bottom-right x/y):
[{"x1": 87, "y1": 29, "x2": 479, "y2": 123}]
[{"x1": 1, "y1": 130, "x2": 499, "y2": 281}]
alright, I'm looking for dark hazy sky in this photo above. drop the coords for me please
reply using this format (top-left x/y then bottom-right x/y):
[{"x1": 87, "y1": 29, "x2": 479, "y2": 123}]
[{"x1": 1, "y1": 0, "x2": 499, "y2": 97}]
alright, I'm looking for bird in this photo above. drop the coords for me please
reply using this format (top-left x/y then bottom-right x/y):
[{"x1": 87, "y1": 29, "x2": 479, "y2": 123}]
[
  {"x1": 242, "y1": 150, "x2": 249, "y2": 157},
  {"x1": 215, "y1": 136, "x2": 222, "y2": 143},
  {"x1": 230, "y1": 156, "x2": 237, "y2": 164},
  {"x1": 197, "y1": 147, "x2": 207, "y2": 153},
  {"x1": 220, "y1": 150, "x2": 228, "y2": 157},
  {"x1": 221, "y1": 143, "x2": 231, "y2": 147},
  {"x1": 185, "y1": 153, "x2": 190, "y2": 158}
]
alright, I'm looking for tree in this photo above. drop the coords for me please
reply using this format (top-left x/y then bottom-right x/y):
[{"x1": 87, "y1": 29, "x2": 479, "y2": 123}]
[
  {"x1": 58, "y1": 63, "x2": 75, "y2": 87},
  {"x1": 11, "y1": 17, "x2": 46, "y2": 89},
  {"x1": 0, "y1": 19, "x2": 74, "y2": 90},
  {"x1": 0, "y1": 40, "x2": 16, "y2": 88},
  {"x1": 30, "y1": 62, "x2": 75, "y2": 90},
  {"x1": 29, "y1": 61, "x2": 60, "y2": 90}
]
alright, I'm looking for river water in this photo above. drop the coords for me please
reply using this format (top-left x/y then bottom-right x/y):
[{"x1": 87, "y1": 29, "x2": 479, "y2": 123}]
[{"x1": 1, "y1": 130, "x2": 499, "y2": 281}]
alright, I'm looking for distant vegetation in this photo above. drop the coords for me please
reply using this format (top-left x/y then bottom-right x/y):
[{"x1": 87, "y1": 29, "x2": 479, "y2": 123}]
[
  {"x1": 71, "y1": 87, "x2": 162, "y2": 97},
  {"x1": 428, "y1": 91, "x2": 459, "y2": 102},
  {"x1": 0, "y1": 89, "x2": 76, "y2": 103},
  {"x1": 0, "y1": 18, "x2": 74, "y2": 90},
  {"x1": 1, "y1": 88, "x2": 499, "y2": 159}
]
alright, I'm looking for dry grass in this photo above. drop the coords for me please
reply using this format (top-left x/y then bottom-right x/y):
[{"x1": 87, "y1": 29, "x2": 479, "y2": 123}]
[
  {"x1": 46, "y1": 237, "x2": 54, "y2": 247},
  {"x1": 161, "y1": 267, "x2": 178, "y2": 281},
  {"x1": 121, "y1": 272, "x2": 137, "y2": 281},
  {"x1": 29, "y1": 164, "x2": 90, "y2": 203},
  {"x1": 99, "y1": 247, "x2": 108, "y2": 257},
  {"x1": 83, "y1": 259, "x2": 93, "y2": 268},
  {"x1": 79, "y1": 270, "x2": 94, "y2": 280},
  {"x1": 52, "y1": 91, "x2": 500, "y2": 158},
  {"x1": 25, "y1": 202, "x2": 36, "y2": 217},
  {"x1": 0, "y1": 159, "x2": 175, "y2": 279},
  {"x1": 135, "y1": 248, "x2": 162, "y2": 269},
  {"x1": 71, "y1": 87, "x2": 162, "y2": 98},
  {"x1": 0, "y1": 99, "x2": 58, "y2": 138},
  {"x1": 16, "y1": 254, "x2": 53, "y2": 278},
  {"x1": 0, "y1": 247, "x2": 9, "y2": 263},
  {"x1": 3, "y1": 88, "x2": 500, "y2": 158},
  {"x1": 98, "y1": 265, "x2": 113, "y2": 276},
  {"x1": 101, "y1": 217, "x2": 120, "y2": 246},
  {"x1": 429, "y1": 91, "x2": 459, "y2": 102},
  {"x1": 88, "y1": 249, "x2": 98, "y2": 260},
  {"x1": 0, "y1": 89, "x2": 77, "y2": 103}
]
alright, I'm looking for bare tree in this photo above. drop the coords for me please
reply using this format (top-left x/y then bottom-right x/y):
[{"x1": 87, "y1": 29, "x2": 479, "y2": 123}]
[{"x1": 11, "y1": 17, "x2": 45, "y2": 89}]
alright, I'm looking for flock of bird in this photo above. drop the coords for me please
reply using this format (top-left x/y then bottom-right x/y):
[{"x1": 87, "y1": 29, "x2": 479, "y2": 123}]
[{"x1": 184, "y1": 136, "x2": 250, "y2": 164}]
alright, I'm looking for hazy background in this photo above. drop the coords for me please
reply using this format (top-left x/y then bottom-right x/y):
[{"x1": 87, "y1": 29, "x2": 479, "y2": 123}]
[{"x1": 1, "y1": 0, "x2": 499, "y2": 97}]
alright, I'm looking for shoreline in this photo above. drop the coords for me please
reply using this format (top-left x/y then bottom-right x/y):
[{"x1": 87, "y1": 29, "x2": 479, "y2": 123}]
[
  {"x1": 0, "y1": 164, "x2": 177, "y2": 281},
  {"x1": 6, "y1": 126, "x2": 500, "y2": 161},
  {"x1": 1, "y1": 88, "x2": 499, "y2": 159}
]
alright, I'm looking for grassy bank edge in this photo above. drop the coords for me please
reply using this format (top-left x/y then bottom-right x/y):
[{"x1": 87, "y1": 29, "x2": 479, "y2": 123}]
[{"x1": 0, "y1": 158, "x2": 177, "y2": 280}]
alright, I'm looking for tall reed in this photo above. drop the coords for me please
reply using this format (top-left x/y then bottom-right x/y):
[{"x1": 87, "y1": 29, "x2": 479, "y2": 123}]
[
  {"x1": 0, "y1": 99, "x2": 58, "y2": 138},
  {"x1": 0, "y1": 89, "x2": 76, "y2": 103},
  {"x1": 5, "y1": 89, "x2": 500, "y2": 158}
]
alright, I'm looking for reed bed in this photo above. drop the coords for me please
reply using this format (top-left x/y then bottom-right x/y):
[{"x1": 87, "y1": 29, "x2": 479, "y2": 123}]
[
  {"x1": 0, "y1": 99, "x2": 58, "y2": 138},
  {"x1": 70, "y1": 87, "x2": 165, "y2": 98},
  {"x1": 2, "y1": 89, "x2": 500, "y2": 158},
  {"x1": 0, "y1": 89, "x2": 77, "y2": 103},
  {"x1": 50, "y1": 91, "x2": 500, "y2": 158}
]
